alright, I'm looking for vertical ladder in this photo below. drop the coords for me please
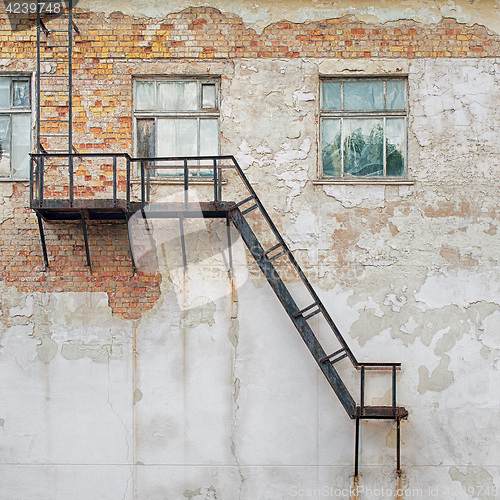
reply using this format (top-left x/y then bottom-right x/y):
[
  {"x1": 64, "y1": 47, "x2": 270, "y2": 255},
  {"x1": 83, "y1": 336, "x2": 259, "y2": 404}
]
[
  {"x1": 36, "y1": 0, "x2": 77, "y2": 158},
  {"x1": 35, "y1": 1, "x2": 90, "y2": 266}
]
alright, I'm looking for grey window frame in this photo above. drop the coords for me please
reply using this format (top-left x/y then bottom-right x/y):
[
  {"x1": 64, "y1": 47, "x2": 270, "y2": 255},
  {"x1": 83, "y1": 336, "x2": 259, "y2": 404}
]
[
  {"x1": 133, "y1": 77, "x2": 220, "y2": 178},
  {"x1": 320, "y1": 77, "x2": 408, "y2": 179},
  {"x1": 0, "y1": 75, "x2": 32, "y2": 180}
]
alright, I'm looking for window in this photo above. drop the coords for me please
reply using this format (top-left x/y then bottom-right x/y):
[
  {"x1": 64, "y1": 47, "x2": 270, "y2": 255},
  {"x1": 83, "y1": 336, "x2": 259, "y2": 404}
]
[
  {"x1": 320, "y1": 78, "x2": 407, "y2": 179},
  {"x1": 134, "y1": 78, "x2": 220, "y2": 177},
  {"x1": 0, "y1": 76, "x2": 31, "y2": 179}
]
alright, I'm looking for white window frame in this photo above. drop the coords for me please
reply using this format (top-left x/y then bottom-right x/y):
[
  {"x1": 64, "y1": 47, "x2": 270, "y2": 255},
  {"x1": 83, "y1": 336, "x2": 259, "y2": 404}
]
[
  {"x1": 133, "y1": 77, "x2": 220, "y2": 178},
  {"x1": 320, "y1": 77, "x2": 408, "y2": 180},
  {"x1": 0, "y1": 75, "x2": 32, "y2": 181}
]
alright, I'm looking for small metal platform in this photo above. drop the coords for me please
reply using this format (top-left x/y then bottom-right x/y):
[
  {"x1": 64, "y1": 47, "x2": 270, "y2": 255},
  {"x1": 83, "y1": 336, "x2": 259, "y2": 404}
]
[{"x1": 33, "y1": 200, "x2": 235, "y2": 222}]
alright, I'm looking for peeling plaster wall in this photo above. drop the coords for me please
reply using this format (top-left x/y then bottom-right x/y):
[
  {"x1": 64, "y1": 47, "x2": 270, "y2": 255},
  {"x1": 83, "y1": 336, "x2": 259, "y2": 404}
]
[
  {"x1": 0, "y1": 1, "x2": 499, "y2": 499},
  {"x1": 80, "y1": 0, "x2": 500, "y2": 36}
]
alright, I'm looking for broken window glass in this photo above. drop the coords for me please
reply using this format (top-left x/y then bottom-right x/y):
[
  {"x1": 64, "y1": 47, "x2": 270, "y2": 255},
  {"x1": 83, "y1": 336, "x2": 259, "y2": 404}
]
[{"x1": 343, "y1": 119, "x2": 384, "y2": 177}]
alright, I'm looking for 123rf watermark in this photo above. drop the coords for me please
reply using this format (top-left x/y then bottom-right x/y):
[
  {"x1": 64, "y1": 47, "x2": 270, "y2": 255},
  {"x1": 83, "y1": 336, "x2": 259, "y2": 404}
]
[
  {"x1": 2, "y1": 1, "x2": 79, "y2": 29},
  {"x1": 289, "y1": 484, "x2": 498, "y2": 498}
]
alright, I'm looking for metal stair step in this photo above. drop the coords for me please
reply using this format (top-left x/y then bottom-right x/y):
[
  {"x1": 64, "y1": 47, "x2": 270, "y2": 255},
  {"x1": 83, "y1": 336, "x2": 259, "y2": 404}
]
[{"x1": 357, "y1": 406, "x2": 408, "y2": 420}]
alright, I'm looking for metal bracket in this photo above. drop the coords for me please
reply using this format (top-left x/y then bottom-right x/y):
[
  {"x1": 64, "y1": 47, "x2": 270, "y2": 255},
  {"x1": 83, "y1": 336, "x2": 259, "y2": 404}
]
[{"x1": 36, "y1": 212, "x2": 49, "y2": 267}]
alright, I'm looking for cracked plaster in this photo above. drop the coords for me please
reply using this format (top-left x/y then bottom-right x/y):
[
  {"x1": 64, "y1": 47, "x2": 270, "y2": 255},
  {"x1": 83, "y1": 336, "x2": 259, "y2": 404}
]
[{"x1": 80, "y1": 0, "x2": 500, "y2": 36}]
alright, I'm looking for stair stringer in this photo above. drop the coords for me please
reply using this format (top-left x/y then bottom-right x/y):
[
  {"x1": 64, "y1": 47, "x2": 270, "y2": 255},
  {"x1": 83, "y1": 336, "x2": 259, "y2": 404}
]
[{"x1": 229, "y1": 206, "x2": 357, "y2": 418}]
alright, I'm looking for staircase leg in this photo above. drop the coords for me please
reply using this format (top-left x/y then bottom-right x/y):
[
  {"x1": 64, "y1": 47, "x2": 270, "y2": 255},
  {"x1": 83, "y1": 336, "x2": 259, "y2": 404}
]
[
  {"x1": 226, "y1": 215, "x2": 233, "y2": 273},
  {"x1": 396, "y1": 417, "x2": 402, "y2": 474},
  {"x1": 354, "y1": 416, "x2": 360, "y2": 478}
]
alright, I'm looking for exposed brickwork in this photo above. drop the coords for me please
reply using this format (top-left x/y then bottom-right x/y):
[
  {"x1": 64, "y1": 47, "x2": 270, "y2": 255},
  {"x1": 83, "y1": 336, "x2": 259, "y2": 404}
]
[
  {"x1": 0, "y1": 188, "x2": 161, "y2": 319},
  {"x1": 2, "y1": 8, "x2": 499, "y2": 59}
]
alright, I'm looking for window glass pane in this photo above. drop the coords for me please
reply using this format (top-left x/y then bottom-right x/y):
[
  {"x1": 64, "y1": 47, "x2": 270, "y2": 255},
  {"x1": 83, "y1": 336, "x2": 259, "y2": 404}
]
[
  {"x1": 386, "y1": 118, "x2": 405, "y2": 176},
  {"x1": 0, "y1": 115, "x2": 11, "y2": 177},
  {"x1": 136, "y1": 81, "x2": 156, "y2": 111},
  {"x1": 386, "y1": 80, "x2": 405, "y2": 110},
  {"x1": 11, "y1": 113, "x2": 30, "y2": 179},
  {"x1": 199, "y1": 118, "x2": 219, "y2": 173},
  {"x1": 200, "y1": 119, "x2": 218, "y2": 156},
  {"x1": 157, "y1": 118, "x2": 197, "y2": 176},
  {"x1": 343, "y1": 118, "x2": 384, "y2": 177},
  {"x1": 157, "y1": 82, "x2": 198, "y2": 111},
  {"x1": 201, "y1": 84, "x2": 217, "y2": 109},
  {"x1": 0, "y1": 78, "x2": 10, "y2": 108},
  {"x1": 344, "y1": 81, "x2": 384, "y2": 110},
  {"x1": 322, "y1": 119, "x2": 341, "y2": 176},
  {"x1": 322, "y1": 81, "x2": 341, "y2": 110},
  {"x1": 13, "y1": 80, "x2": 30, "y2": 108},
  {"x1": 157, "y1": 118, "x2": 197, "y2": 157}
]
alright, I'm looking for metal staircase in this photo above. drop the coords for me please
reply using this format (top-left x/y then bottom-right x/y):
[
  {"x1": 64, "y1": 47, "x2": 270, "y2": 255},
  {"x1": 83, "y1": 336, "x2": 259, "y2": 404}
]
[
  {"x1": 29, "y1": 1, "x2": 407, "y2": 481},
  {"x1": 31, "y1": 153, "x2": 408, "y2": 479}
]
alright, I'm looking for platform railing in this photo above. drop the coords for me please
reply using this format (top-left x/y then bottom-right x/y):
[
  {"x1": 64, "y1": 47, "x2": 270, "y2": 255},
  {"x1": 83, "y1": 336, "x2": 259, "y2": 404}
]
[{"x1": 30, "y1": 152, "x2": 132, "y2": 208}]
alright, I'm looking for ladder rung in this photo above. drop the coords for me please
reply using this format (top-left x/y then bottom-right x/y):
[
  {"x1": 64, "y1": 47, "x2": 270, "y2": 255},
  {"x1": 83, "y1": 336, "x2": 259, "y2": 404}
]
[
  {"x1": 231, "y1": 195, "x2": 256, "y2": 210},
  {"x1": 304, "y1": 308, "x2": 321, "y2": 320},
  {"x1": 264, "y1": 243, "x2": 283, "y2": 256},
  {"x1": 269, "y1": 250, "x2": 286, "y2": 262},
  {"x1": 293, "y1": 302, "x2": 319, "y2": 318},
  {"x1": 241, "y1": 204, "x2": 258, "y2": 215},
  {"x1": 320, "y1": 347, "x2": 348, "y2": 364}
]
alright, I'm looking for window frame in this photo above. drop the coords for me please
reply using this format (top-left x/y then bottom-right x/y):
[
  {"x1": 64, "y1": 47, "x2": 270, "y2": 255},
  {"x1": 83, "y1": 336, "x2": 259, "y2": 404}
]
[
  {"x1": 0, "y1": 74, "x2": 32, "y2": 181},
  {"x1": 133, "y1": 77, "x2": 221, "y2": 179},
  {"x1": 319, "y1": 76, "x2": 408, "y2": 181}
]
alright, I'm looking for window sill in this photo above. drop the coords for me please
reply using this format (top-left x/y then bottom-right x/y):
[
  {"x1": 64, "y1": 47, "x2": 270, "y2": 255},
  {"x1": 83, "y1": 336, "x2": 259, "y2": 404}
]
[
  {"x1": 0, "y1": 178, "x2": 29, "y2": 182},
  {"x1": 312, "y1": 178, "x2": 415, "y2": 186}
]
